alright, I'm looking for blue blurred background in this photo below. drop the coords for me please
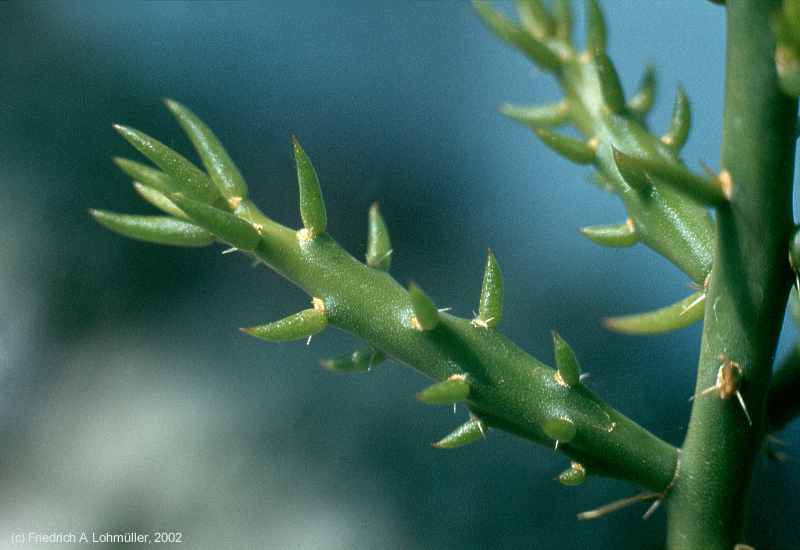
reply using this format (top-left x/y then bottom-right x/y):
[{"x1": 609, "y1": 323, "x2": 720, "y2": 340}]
[{"x1": 1, "y1": 1, "x2": 797, "y2": 548}]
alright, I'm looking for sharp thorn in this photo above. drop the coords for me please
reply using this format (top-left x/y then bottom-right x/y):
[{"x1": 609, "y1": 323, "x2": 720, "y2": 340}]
[{"x1": 642, "y1": 498, "x2": 662, "y2": 520}]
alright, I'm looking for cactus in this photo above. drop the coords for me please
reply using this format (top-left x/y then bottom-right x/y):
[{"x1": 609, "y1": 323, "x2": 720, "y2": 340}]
[{"x1": 91, "y1": 1, "x2": 799, "y2": 548}]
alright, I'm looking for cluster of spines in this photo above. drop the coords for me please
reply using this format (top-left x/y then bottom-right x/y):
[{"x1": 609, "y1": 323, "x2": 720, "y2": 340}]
[{"x1": 474, "y1": 0, "x2": 733, "y2": 336}]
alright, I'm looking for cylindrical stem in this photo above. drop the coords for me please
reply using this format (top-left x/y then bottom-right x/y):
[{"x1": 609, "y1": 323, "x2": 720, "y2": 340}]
[{"x1": 665, "y1": 1, "x2": 798, "y2": 547}]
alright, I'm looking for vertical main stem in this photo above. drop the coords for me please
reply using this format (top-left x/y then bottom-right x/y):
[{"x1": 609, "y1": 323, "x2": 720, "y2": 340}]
[{"x1": 665, "y1": 1, "x2": 798, "y2": 548}]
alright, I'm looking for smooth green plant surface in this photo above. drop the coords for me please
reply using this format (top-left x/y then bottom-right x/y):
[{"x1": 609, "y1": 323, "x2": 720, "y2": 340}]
[{"x1": 92, "y1": 1, "x2": 800, "y2": 548}]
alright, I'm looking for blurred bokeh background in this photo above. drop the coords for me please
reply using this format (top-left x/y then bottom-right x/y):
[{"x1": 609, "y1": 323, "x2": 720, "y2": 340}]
[{"x1": 1, "y1": 1, "x2": 798, "y2": 548}]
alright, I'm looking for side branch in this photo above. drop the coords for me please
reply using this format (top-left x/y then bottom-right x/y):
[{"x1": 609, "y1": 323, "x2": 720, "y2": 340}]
[
  {"x1": 94, "y1": 99, "x2": 679, "y2": 493},
  {"x1": 252, "y1": 224, "x2": 678, "y2": 491}
]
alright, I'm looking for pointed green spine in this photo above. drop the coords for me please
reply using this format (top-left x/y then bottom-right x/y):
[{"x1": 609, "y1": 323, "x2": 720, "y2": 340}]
[
  {"x1": 611, "y1": 147, "x2": 651, "y2": 191},
  {"x1": 579, "y1": 219, "x2": 638, "y2": 247},
  {"x1": 662, "y1": 86, "x2": 691, "y2": 149},
  {"x1": 293, "y1": 136, "x2": 327, "y2": 237},
  {"x1": 432, "y1": 417, "x2": 487, "y2": 449},
  {"x1": 417, "y1": 375, "x2": 470, "y2": 405},
  {"x1": 473, "y1": 1, "x2": 561, "y2": 72},
  {"x1": 478, "y1": 249, "x2": 503, "y2": 328},
  {"x1": 612, "y1": 149, "x2": 727, "y2": 206},
  {"x1": 165, "y1": 98, "x2": 249, "y2": 201},
  {"x1": 242, "y1": 305, "x2": 328, "y2": 342},
  {"x1": 595, "y1": 51, "x2": 626, "y2": 113},
  {"x1": 133, "y1": 183, "x2": 187, "y2": 219},
  {"x1": 516, "y1": 0, "x2": 554, "y2": 39},
  {"x1": 552, "y1": 331, "x2": 581, "y2": 387},
  {"x1": 500, "y1": 101, "x2": 570, "y2": 128},
  {"x1": 604, "y1": 291, "x2": 706, "y2": 335},
  {"x1": 408, "y1": 283, "x2": 440, "y2": 331},
  {"x1": 169, "y1": 193, "x2": 262, "y2": 251},
  {"x1": 585, "y1": 0, "x2": 607, "y2": 54},
  {"x1": 113, "y1": 125, "x2": 220, "y2": 204},
  {"x1": 553, "y1": 0, "x2": 572, "y2": 42},
  {"x1": 90, "y1": 210, "x2": 214, "y2": 247},
  {"x1": 628, "y1": 65, "x2": 657, "y2": 117},
  {"x1": 534, "y1": 128, "x2": 596, "y2": 164},
  {"x1": 366, "y1": 202, "x2": 392, "y2": 271},
  {"x1": 114, "y1": 157, "x2": 180, "y2": 198}
]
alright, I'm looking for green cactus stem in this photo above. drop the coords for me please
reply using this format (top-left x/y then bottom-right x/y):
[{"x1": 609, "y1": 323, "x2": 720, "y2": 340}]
[
  {"x1": 475, "y1": 0, "x2": 715, "y2": 284},
  {"x1": 94, "y1": 103, "x2": 679, "y2": 492},
  {"x1": 665, "y1": 1, "x2": 798, "y2": 547}
]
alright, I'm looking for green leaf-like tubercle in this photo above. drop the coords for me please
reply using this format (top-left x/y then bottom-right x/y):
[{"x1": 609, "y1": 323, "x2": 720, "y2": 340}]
[
  {"x1": 133, "y1": 183, "x2": 187, "y2": 219},
  {"x1": 242, "y1": 307, "x2": 328, "y2": 342},
  {"x1": 579, "y1": 220, "x2": 637, "y2": 248},
  {"x1": 585, "y1": 0, "x2": 607, "y2": 54},
  {"x1": 611, "y1": 147, "x2": 650, "y2": 192},
  {"x1": 366, "y1": 202, "x2": 392, "y2": 271},
  {"x1": 542, "y1": 416, "x2": 576, "y2": 443},
  {"x1": 628, "y1": 65, "x2": 657, "y2": 118},
  {"x1": 552, "y1": 331, "x2": 581, "y2": 387},
  {"x1": 473, "y1": 1, "x2": 561, "y2": 72},
  {"x1": 432, "y1": 417, "x2": 487, "y2": 449},
  {"x1": 595, "y1": 51, "x2": 626, "y2": 113},
  {"x1": 114, "y1": 157, "x2": 180, "y2": 198},
  {"x1": 408, "y1": 283, "x2": 440, "y2": 331},
  {"x1": 169, "y1": 193, "x2": 261, "y2": 251},
  {"x1": 612, "y1": 149, "x2": 727, "y2": 206},
  {"x1": 662, "y1": 86, "x2": 691, "y2": 150},
  {"x1": 553, "y1": 0, "x2": 572, "y2": 41},
  {"x1": 417, "y1": 375, "x2": 470, "y2": 405},
  {"x1": 558, "y1": 462, "x2": 587, "y2": 486},
  {"x1": 321, "y1": 348, "x2": 385, "y2": 374},
  {"x1": 603, "y1": 290, "x2": 706, "y2": 335},
  {"x1": 89, "y1": 210, "x2": 214, "y2": 247},
  {"x1": 500, "y1": 101, "x2": 570, "y2": 128},
  {"x1": 515, "y1": 0, "x2": 554, "y2": 39},
  {"x1": 165, "y1": 99, "x2": 249, "y2": 201},
  {"x1": 293, "y1": 136, "x2": 327, "y2": 237},
  {"x1": 478, "y1": 249, "x2": 503, "y2": 328},
  {"x1": 113, "y1": 125, "x2": 220, "y2": 204},
  {"x1": 534, "y1": 128, "x2": 596, "y2": 165}
]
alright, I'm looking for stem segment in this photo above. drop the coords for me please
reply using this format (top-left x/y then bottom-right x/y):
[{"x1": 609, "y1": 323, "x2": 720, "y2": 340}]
[
  {"x1": 665, "y1": 2, "x2": 798, "y2": 547},
  {"x1": 249, "y1": 224, "x2": 677, "y2": 491}
]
